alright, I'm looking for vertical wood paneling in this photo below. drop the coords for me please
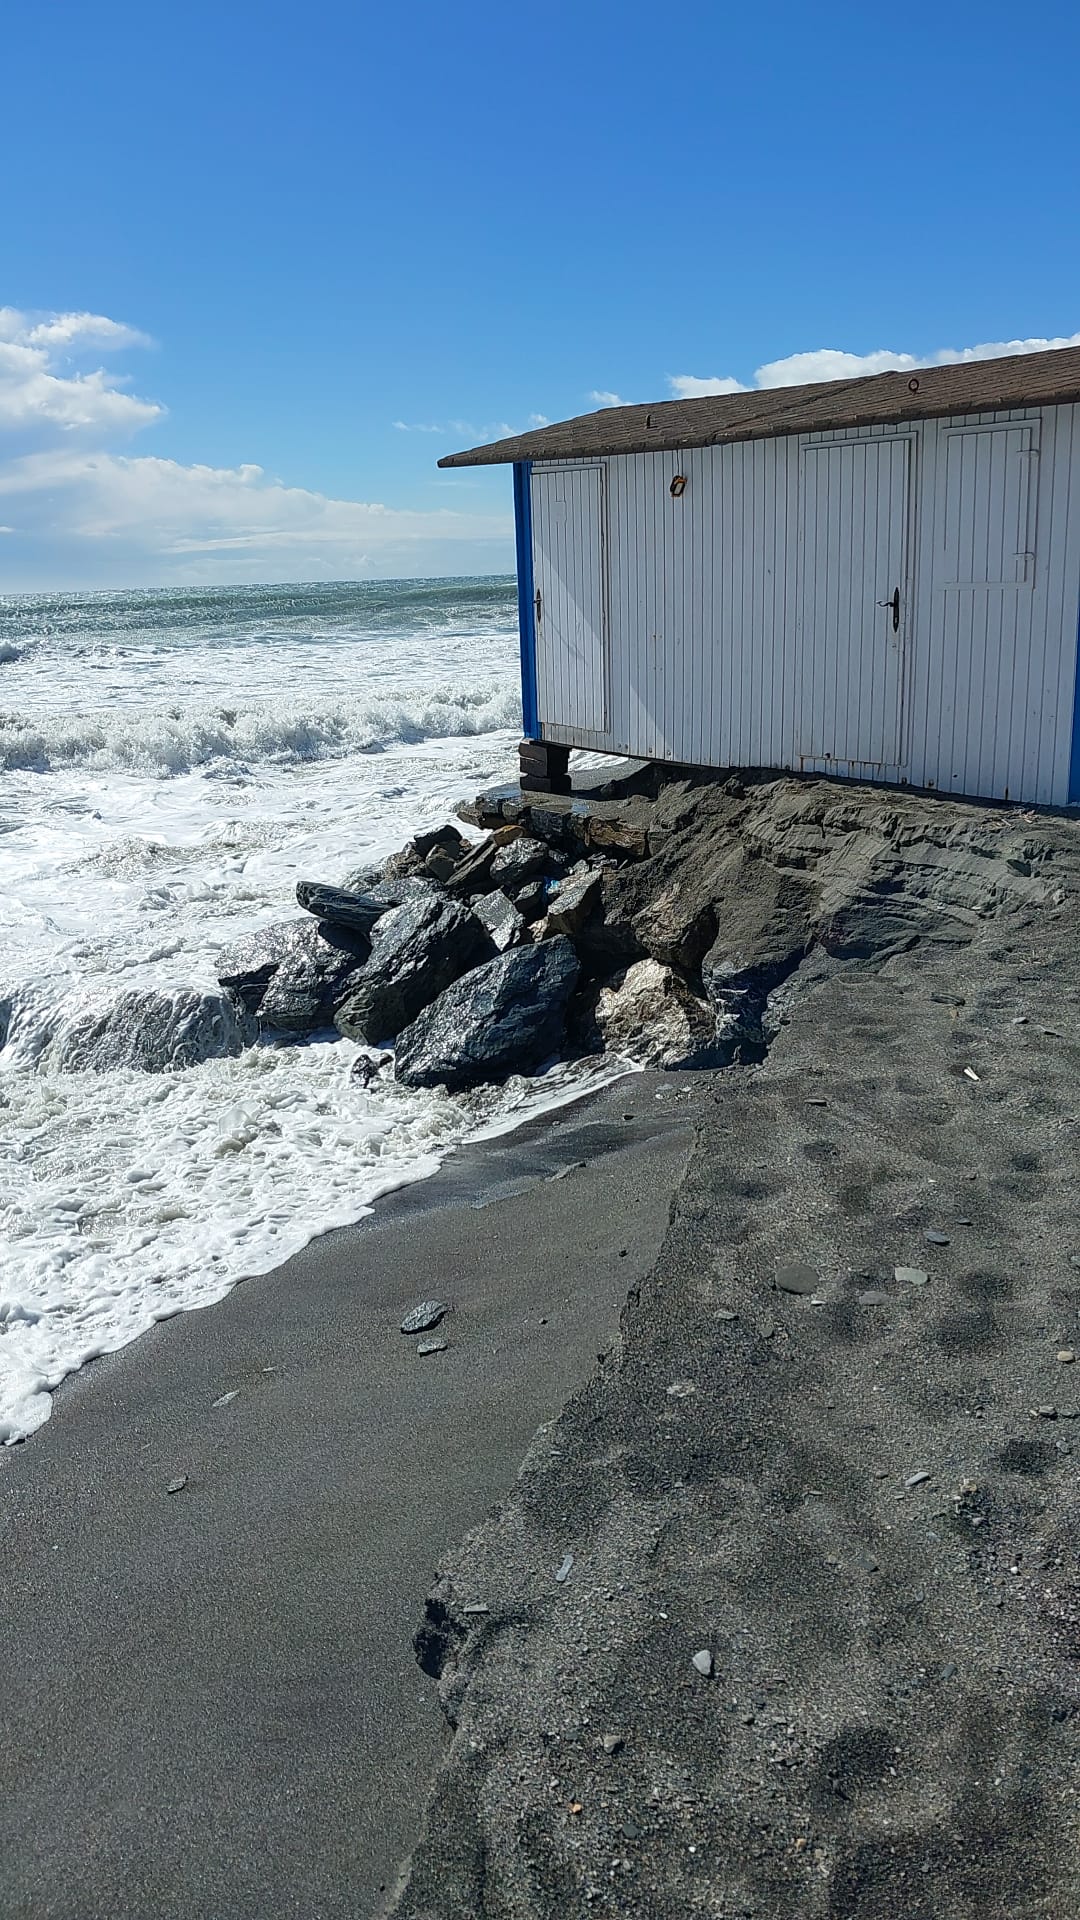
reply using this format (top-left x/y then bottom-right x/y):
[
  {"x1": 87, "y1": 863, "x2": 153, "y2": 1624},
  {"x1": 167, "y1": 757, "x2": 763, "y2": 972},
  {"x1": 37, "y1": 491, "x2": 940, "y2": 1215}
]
[
  {"x1": 530, "y1": 465, "x2": 607, "y2": 733},
  {"x1": 533, "y1": 401, "x2": 1080, "y2": 808}
]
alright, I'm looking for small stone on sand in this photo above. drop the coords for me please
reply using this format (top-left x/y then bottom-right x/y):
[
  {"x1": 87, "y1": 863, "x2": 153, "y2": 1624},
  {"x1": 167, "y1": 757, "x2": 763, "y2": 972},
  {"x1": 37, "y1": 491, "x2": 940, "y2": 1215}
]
[
  {"x1": 401, "y1": 1300, "x2": 448, "y2": 1334},
  {"x1": 601, "y1": 1732, "x2": 625, "y2": 1754},
  {"x1": 964, "y1": 1066, "x2": 981, "y2": 1081},
  {"x1": 692, "y1": 1650, "x2": 714, "y2": 1677},
  {"x1": 166, "y1": 1476, "x2": 188, "y2": 1495},
  {"x1": 775, "y1": 1263, "x2": 819, "y2": 1296},
  {"x1": 1057, "y1": 1349, "x2": 1076, "y2": 1364},
  {"x1": 905, "y1": 1470, "x2": 932, "y2": 1490},
  {"x1": 896, "y1": 1266, "x2": 929, "y2": 1287},
  {"x1": 554, "y1": 1552, "x2": 574, "y2": 1583},
  {"x1": 211, "y1": 1390, "x2": 239, "y2": 1409},
  {"x1": 417, "y1": 1338, "x2": 447, "y2": 1356},
  {"x1": 925, "y1": 1230, "x2": 950, "y2": 1246},
  {"x1": 666, "y1": 1380, "x2": 696, "y2": 1398},
  {"x1": 858, "y1": 1288, "x2": 892, "y2": 1306},
  {"x1": 715, "y1": 1307, "x2": 738, "y2": 1321}
]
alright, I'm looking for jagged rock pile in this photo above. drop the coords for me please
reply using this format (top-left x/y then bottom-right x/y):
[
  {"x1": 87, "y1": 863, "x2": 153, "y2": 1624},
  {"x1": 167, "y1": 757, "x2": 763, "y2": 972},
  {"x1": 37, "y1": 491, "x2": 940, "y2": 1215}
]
[{"x1": 215, "y1": 770, "x2": 1073, "y2": 1091}]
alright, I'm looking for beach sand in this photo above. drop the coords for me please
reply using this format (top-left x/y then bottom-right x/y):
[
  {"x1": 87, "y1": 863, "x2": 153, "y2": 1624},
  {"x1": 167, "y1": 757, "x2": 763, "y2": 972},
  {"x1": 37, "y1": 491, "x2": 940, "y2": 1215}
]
[
  {"x1": 0, "y1": 1074, "x2": 694, "y2": 1920},
  {"x1": 389, "y1": 880, "x2": 1080, "y2": 1919}
]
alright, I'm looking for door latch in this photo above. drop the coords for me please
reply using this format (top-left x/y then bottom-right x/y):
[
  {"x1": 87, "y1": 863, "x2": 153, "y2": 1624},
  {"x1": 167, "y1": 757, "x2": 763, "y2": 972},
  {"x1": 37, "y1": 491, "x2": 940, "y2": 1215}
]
[
  {"x1": 534, "y1": 588, "x2": 542, "y2": 626},
  {"x1": 878, "y1": 587, "x2": 900, "y2": 632}
]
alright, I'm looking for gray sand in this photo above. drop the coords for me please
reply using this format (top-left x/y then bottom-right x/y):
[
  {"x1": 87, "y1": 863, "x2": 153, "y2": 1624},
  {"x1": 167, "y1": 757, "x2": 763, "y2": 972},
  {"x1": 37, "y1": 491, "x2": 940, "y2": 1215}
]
[
  {"x1": 389, "y1": 886, "x2": 1080, "y2": 1920},
  {"x1": 0, "y1": 1079, "x2": 692, "y2": 1920}
]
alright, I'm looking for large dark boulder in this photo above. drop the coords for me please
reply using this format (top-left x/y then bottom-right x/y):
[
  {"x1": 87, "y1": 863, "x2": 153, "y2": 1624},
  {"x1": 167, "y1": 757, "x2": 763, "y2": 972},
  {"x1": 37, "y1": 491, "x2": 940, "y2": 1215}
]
[
  {"x1": 217, "y1": 918, "x2": 369, "y2": 1034},
  {"x1": 394, "y1": 937, "x2": 581, "y2": 1090},
  {"x1": 334, "y1": 891, "x2": 492, "y2": 1045},
  {"x1": 295, "y1": 879, "x2": 390, "y2": 937},
  {"x1": 216, "y1": 921, "x2": 308, "y2": 1015},
  {"x1": 50, "y1": 988, "x2": 255, "y2": 1073}
]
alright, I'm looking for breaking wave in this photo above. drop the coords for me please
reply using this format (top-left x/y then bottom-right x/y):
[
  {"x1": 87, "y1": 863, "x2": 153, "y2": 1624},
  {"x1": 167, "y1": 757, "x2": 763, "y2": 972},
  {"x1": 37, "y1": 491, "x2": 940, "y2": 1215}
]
[{"x1": 0, "y1": 681, "x2": 521, "y2": 775}]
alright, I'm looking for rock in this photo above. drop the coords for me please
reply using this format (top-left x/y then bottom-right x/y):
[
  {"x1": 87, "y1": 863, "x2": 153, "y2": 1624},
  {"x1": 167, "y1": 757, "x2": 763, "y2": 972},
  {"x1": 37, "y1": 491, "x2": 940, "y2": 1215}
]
[
  {"x1": 295, "y1": 878, "x2": 389, "y2": 937},
  {"x1": 691, "y1": 1650, "x2": 714, "y2": 1677},
  {"x1": 1057, "y1": 1349, "x2": 1076, "y2": 1364},
  {"x1": 512, "y1": 879, "x2": 548, "y2": 924},
  {"x1": 413, "y1": 823, "x2": 468, "y2": 860},
  {"x1": 472, "y1": 889, "x2": 527, "y2": 951},
  {"x1": 51, "y1": 987, "x2": 255, "y2": 1073},
  {"x1": 585, "y1": 818, "x2": 649, "y2": 858},
  {"x1": 925, "y1": 1229, "x2": 951, "y2": 1246},
  {"x1": 546, "y1": 869, "x2": 603, "y2": 937},
  {"x1": 554, "y1": 1553, "x2": 574, "y2": 1584},
  {"x1": 489, "y1": 835, "x2": 556, "y2": 891},
  {"x1": 775, "y1": 1263, "x2": 820, "y2": 1296},
  {"x1": 416, "y1": 1338, "x2": 448, "y2": 1356},
  {"x1": 252, "y1": 920, "x2": 371, "y2": 1035},
  {"x1": 634, "y1": 888, "x2": 717, "y2": 971},
  {"x1": 166, "y1": 1476, "x2": 188, "y2": 1495},
  {"x1": 600, "y1": 1733, "x2": 625, "y2": 1755},
  {"x1": 216, "y1": 922, "x2": 303, "y2": 1013},
  {"x1": 365, "y1": 875, "x2": 441, "y2": 908},
  {"x1": 905, "y1": 1470, "x2": 932, "y2": 1489},
  {"x1": 394, "y1": 938, "x2": 581, "y2": 1091},
  {"x1": 380, "y1": 842, "x2": 429, "y2": 883},
  {"x1": 334, "y1": 891, "x2": 492, "y2": 1044},
  {"x1": 896, "y1": 1265, "x2": 929, "y2": 1287},
  {"x1": 424, "y1": 849, "x2": 458, "y2": 883},
  {"x1": 211, "y1": 1390, "x2": 239, "y2": 1408},
  {"x1": 858, "y1": 1288, "x2": 892, "y2": 1306},
  {"x1": 591, "y1": 959, "x2": 718, "y2": 1069},
  {"x1": 443, "y1": 837, "x2": 501, "y2": 898},
  {"x1": 401, "y1": 1300, "x2": 448, "y2": 1334},
  {"x1": 350, "y1": 1047, "x2": 392, "y2": 1086}
]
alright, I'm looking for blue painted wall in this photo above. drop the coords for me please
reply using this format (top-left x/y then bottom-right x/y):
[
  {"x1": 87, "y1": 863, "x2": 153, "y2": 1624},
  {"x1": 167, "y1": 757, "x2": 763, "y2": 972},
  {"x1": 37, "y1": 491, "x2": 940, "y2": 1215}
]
[{"x1": 513, "y1": 461, "x2": 539, "y2": 739}]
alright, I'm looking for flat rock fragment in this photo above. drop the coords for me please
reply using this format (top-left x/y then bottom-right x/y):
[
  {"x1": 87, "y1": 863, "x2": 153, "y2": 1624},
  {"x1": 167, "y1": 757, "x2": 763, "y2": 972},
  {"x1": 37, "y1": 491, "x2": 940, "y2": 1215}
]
[
  {"x1": 774, "y1": 1262, "x2": 819, "y2": 1296},
  {"x1": 401, "y1": 1300, "x2": 448, "y2": 1334}
]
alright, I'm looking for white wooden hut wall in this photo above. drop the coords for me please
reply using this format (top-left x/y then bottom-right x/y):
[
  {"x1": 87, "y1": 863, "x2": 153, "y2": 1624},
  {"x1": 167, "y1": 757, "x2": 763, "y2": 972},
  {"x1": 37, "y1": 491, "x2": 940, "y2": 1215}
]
[{"x1": 528, "y1": 404, "x2": 1080, "y2": 807}]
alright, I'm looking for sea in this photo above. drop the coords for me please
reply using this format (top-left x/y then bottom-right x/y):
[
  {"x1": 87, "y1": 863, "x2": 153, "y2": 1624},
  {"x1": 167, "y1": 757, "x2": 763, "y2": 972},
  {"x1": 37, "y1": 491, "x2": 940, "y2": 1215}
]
[{"x1": 0, "y1": 578, "x2": 620, "y2": 1446}]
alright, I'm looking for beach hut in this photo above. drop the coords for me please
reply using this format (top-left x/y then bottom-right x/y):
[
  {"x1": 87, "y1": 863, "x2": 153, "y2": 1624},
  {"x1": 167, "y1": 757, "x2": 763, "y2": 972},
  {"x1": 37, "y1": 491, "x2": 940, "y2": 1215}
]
[{"x1": 441, "y1": 345, "x2": 1080, "y2": 809}]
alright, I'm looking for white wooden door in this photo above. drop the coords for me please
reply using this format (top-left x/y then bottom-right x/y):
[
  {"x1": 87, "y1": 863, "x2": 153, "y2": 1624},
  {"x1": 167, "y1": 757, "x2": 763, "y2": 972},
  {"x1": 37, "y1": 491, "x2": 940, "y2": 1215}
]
[
  {"x1": 531, "y1": 465, "x2": 607, "y2": 733},
  {"x1": 796, "y1": 436, "x2": 911, "y2": 765}
]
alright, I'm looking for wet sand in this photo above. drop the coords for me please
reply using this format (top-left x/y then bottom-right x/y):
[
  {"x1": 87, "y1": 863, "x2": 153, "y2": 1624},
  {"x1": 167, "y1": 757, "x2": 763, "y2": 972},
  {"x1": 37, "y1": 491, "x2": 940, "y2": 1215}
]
[{"x1": 0, "y1": 1075, "x2": 694, "y2": 1920}]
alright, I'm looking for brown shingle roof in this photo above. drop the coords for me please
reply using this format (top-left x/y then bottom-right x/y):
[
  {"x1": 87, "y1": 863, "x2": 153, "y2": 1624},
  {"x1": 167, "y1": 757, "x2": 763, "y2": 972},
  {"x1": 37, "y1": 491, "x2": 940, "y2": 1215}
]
[{"x1": 438, "y1": 344, "x2": 1080, "y2": 468}]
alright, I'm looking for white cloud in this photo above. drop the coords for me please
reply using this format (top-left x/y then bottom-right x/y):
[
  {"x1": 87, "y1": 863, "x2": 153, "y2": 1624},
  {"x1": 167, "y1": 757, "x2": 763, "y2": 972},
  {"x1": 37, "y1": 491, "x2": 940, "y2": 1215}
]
[
  {"x1": 589, "y1": 390, "x2": 623, "y2": 408},
  {"x1": 527, "y1": 412, "x2": 549, "y2": 428},
  {"x1": 0, "y1": 308, "x2": 161, "y2": 438},
  {"x1": 0, "y1": 307, "x2": 513, "y2": 587},
  {"x1": 669, "y1": 332, "x2": 1080, "y2": 399},
  {"x1": 393, "y1": 417, "x2": 515, "y2": 441}
]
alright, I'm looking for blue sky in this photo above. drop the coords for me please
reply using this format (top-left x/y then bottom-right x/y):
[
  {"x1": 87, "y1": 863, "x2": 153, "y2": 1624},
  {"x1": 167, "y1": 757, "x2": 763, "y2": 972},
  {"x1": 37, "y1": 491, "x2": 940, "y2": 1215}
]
[{"x1": 3, "y1": 0, "x2": 1080, "y2": 588}]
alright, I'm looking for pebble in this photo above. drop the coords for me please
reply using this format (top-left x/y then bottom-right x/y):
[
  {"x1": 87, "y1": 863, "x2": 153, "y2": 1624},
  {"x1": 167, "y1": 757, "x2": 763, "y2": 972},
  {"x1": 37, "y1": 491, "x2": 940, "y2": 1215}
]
[
  {"x1": 775, "y1": 1263, "x2": 820, "y2": 1296},
  {"x1": 1012, "y1": 1015, "x2": 1029, "y2": 1025},
  {"x1": 463, "y1": 1603, "x2": 489, "y2": 1616},
  {"x1": 896, "y1": 1266, "x2": 929, "y2": 1287},
  {"x1": 601, "y1": 1733, "x2": 625, "y2": 1754},
  {"x1": 715, "y1": 1308, "x2": 738, "y2": 1322},
  {"x1": 941, "y1": 1662, "x2": 958, "y2": 1681},
  {"x1": 1057, "y1": 1349, "x2": 1076, "y2": 1364},
  {"x1": 691, "y1": 1650, "x2": 714, "y2": 1677},
  {"x1": 905, "y1": 1470, "x2": 932, "y2": 1490},
  {"x1": 857, "y1": 1288, "x2": 892, "y2": 1306},
  {"x1": 166, "y1": 1476, "x2": 188, "y2": 1496},
  {"x1": 807, "y1": 1096, "x2": 828, "y2": 1107},
  {"x1": 963, "y1": 1066, "x2": 981, "y2": 1082},
  {"x1": 666, "y1": 1380, "x2": 697, "y2": 1398},
  {"x1": 211, "y1": 1390, "x2": 239, "y2": 1409},
  {"x1": 401, "y1": 1300, "x2": 448, "y2": 1334},
  {"x1": 925, "y1": 1230, "x2": 950, "y2": 1246},
  {"x1": 1036, "y1": 1405, "x2": 1058, "y2": 1419},
  {"x1": 554, "y1": 1553, "x2": 574, "y2": 1584},
  {"x1": 417, "y1": 1338, "x2": 448, "y2": 1356}
]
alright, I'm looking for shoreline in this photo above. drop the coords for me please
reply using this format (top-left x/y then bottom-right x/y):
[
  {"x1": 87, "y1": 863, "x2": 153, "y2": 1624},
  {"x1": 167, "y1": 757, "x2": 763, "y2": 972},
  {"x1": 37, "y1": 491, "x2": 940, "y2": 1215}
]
[{"x1": 0, "y1": 1069, "x2": 699, "y2": 1920}]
